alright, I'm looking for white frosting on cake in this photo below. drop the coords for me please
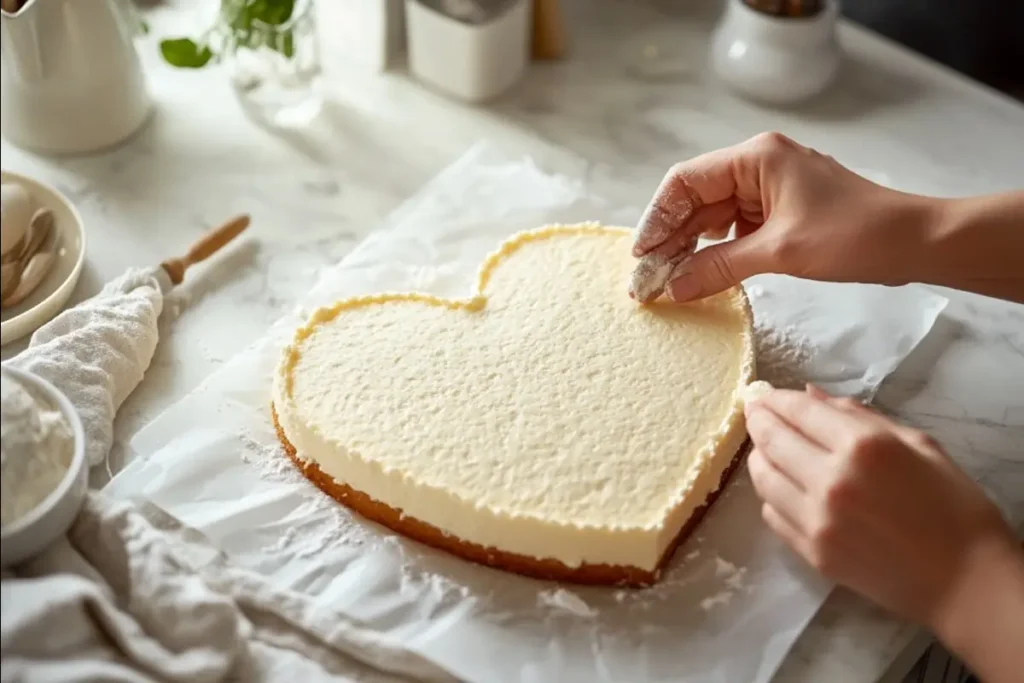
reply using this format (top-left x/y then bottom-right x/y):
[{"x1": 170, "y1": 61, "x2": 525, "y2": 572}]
[{"x1": 273, "y1": 224, "x2": 756, "y2": 572}]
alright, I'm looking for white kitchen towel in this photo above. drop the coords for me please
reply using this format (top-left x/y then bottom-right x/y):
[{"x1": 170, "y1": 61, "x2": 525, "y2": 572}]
[
  {"x1": 1, "y1": 492, "x2": 456, "y2": 683},
  {"x1": 8, "y1": 267, "x2": 168, "y2": 468},
  {"x1": 2, "y1": 264, "x2": 458, "y2": 682}
]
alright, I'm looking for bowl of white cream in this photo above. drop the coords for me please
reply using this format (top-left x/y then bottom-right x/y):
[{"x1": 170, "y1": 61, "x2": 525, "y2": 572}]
[{"x1": 0, "y1": 364, "x2": 87, "y2": 567}]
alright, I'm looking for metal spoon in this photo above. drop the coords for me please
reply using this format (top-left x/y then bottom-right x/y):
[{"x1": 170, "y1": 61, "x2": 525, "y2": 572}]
[
  {"x1": 1, "y1": 261, "x2": 20, "y2": 295},
  {"x1": 17, "y1": 208, "x2": 53, "y2": 262},
  {"x1": 0, "y1": 209, "x2": 56, "y2": 310},
  {"x1": 1, "y1": 251, "x2": 54, "y2": 308}
]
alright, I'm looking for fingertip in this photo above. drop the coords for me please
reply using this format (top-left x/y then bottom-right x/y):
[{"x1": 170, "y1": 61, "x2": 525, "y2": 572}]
[
  {"x1": 631, "y1": 233, "x2": 660, "y2": 258},
  {"x1": 743, "y1": 398, "x2": 760, "y2": 419},
  {"x1": 633, "y1": 205, "x2": 677, "y2": 254}
]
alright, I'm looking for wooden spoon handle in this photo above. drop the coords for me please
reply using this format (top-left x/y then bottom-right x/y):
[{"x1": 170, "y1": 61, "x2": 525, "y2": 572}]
[{"x1": 162, "y1": 214, "x2": 250, "y2": 285}]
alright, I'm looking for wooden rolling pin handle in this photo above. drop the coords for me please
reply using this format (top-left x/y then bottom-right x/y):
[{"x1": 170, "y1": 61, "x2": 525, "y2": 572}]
[{"x1": 162, "y1": 214, "x2": 251, "y2": 285}]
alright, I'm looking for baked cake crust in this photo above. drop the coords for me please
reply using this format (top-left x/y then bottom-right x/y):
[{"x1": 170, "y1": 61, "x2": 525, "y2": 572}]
[{"x1": 273, "y1": 405, "x2": 749, "y2": 587}]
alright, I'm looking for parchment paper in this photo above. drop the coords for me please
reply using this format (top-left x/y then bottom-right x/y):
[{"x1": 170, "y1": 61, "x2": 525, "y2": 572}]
[{"x1": 106, "y1": 144, "x2": 948, "y2": 683}]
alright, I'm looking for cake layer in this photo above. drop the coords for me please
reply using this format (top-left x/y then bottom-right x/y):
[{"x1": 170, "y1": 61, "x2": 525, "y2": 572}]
[
  {"x1": 273, "y1": 406, "x2": 751, "y2": 585},
  {"x1": 273, "y1": 225, "x2": 755, "y2": 574}
]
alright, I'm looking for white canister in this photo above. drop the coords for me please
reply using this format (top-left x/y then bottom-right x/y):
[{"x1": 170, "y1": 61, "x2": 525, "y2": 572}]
[
  {"x1": 317, "y1": 0, "x2": 406, "y2": 72},
  {"x1": 710, "y1": 0, "x2": 842, "y2": 105},
  {"x1": 1, "y1": 0, "x2": 152, "y2": 155},
  {"x1": 405, "y1": 0, "x2": 531, "y2": 103}
]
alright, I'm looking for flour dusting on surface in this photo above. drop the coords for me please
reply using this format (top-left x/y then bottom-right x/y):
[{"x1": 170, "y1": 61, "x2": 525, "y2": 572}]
[
  {"x1": 538, "y1": 587, "x2": 598, "y2": 618},
  {"x1": 752, "y1": 320, "x2": 814, "y2": 389},
  {"x1": 237, "y1": 434, "x2": 385, "y2": 554},
  {"x1": 700, "y1": 590, "x2": 734, "y2": 611},
  {"x1": 714, "y1": 556, "x2": 737, "y2": 577},
  {"x1": 689, "y1": 555, "x2": 749, "y2": 611}
]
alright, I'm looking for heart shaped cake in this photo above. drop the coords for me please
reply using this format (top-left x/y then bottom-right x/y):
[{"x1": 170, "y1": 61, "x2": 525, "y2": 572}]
[{"x1": 273, "y1": 224, "x2": 755, "y2": 585}]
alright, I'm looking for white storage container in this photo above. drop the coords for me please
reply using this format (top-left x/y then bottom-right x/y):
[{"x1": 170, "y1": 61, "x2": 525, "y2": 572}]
[
  {"x1": 317, "y1": 0, "x2": 406, "y2": 72},
  {"x1": 405, "y1": 0, "x2": 532, "y2": 103}
]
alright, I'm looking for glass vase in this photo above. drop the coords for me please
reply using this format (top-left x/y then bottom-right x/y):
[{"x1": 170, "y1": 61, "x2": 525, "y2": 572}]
[{"x1": 222, "y1": 0, "x2": 323, "y2": 127}]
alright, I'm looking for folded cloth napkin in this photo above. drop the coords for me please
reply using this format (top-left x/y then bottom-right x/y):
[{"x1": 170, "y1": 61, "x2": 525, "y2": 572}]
[
  {"x1": 1, "y1": 493, "x2": 455, "y2": 683},
  {"x1": 1, "y1": 266, "x2": 457, "y2": 682}
]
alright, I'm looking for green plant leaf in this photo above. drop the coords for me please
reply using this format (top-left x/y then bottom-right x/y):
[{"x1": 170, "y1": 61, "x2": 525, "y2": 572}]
[
  {"x1": 158, "y1": 0, "x2": 296, "y2": 68},
  {"x1": 160, "y1": 38, "x2": 214, "y2": 68},
  {"x1": 249, "y1": 0, "x2": 295, "y2": 26}
]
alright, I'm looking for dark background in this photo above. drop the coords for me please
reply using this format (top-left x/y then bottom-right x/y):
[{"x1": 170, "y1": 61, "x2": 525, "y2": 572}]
[{"x1": 842, "y1": 0, "x2": 1024, "y2": 100}]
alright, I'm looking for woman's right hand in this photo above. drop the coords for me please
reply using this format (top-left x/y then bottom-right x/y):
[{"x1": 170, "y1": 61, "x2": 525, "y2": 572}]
[
  {"x1": 745, "y1": 385, "x2": 1024, "y2": 683},
  {"x1": 629, "y1": 132, "x2": 937, "y2": 302}
]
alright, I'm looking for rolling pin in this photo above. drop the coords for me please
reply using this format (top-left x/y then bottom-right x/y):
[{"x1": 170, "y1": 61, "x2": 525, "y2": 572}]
[{"x1": 161, "y1": 214, "x2": 251, "y2": 285}]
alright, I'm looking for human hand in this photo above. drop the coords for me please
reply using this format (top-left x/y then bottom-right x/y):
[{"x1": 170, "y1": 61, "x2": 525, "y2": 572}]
[
  {"x1": 743, "y1": 384, "x2": 1020, "y2": 632},
  {"x1": 628, "y1": 132, "x2": 936, "y2": 302}
]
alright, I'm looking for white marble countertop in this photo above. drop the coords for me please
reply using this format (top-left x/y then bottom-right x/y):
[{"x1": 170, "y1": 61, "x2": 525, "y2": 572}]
[{"x1": 2, "y1": 0, "x2": 1022, "y2": 681}]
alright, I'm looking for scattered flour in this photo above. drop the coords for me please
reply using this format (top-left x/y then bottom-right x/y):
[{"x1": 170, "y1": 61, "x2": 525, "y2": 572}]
[
  {"x1": 752, "y1": 321, "x2": 814, "y2": 389},
  {"x1": 715, "y1": 556, "x2": 749, "y2": 592},
  {"x1": 537, "y1": 587, "x2": 598, "y2": 618},
  {"x1": 239, "y1": 433, "x2": 478, "y2": 604},
  {"x1": 700, "y1": 591, "x2": 733, "y2": 611},
  {"x1": 696, "y1": 555, "x2": 751, "y2": 611},
  {"x1": 714, "y1": 557, "x2": 737, "y2": 577},
  {"x1": 237, "y1": 434, "x2": 384, "y2": 554},
  {"x1": 725, "y1": 568, "x2": 749, "y2": 593}
]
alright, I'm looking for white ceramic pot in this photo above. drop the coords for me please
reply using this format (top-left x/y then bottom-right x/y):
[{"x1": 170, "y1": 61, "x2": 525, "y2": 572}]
[
  {"x1": 710, "y1": 0, "x2": 841, "y2": 105},
  {"x1": 1, "y1": 0, "x2": 152, "y2": 155},
  {"x1": 405, "y1": 0, "x2": 531, "y2": 103}
]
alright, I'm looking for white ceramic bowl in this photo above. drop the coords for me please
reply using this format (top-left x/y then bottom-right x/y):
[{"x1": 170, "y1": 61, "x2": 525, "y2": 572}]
[
  {"x1": 0, "y1": 365, "x2": 88, "y2": 567},
  {"x1": 1, "y1": 170, "x2": 87, "y2": 347}
]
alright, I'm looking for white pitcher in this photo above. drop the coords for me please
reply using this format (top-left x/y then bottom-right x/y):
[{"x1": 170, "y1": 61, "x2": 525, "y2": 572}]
[{"x1": 1, "y1": 0, "x2": 151, "y2": 154}]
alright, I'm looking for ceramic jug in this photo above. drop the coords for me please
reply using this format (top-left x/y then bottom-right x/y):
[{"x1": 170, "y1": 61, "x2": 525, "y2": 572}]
[
  {"x1": 710, "y1": 0, "x2": 841, "y2": 105},
  {"x1": 1, "y1": 0, "x2": 151, "y2": 154}
]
